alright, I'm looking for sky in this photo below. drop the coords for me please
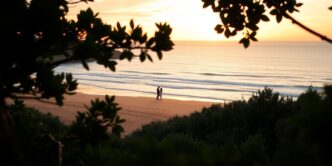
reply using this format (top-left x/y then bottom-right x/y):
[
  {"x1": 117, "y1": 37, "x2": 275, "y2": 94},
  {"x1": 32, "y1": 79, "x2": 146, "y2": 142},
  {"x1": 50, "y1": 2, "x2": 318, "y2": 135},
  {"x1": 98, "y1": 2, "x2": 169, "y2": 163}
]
[{"x1": 68, "y1": 0, "x2": 332, "y2": 42}]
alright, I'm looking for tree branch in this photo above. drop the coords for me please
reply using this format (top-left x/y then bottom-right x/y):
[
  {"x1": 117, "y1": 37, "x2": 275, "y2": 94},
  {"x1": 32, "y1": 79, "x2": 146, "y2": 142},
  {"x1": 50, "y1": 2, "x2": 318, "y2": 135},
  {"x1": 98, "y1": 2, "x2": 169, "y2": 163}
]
[
  {"x1": 284, "y1": 12, "x2": 332, "y2": 44},
  {"x1": 114, "y1": 46, "x2": 151, "y2": 50},
  {"x1": 50, "y1": 46, "x2": 151, "y2": 67},
  {"x1": 42, "y1": 134, "x2": 63, "y2": 166},
  {"x1": 67, "y1": 0, "x2": 83, "y2": 4}
]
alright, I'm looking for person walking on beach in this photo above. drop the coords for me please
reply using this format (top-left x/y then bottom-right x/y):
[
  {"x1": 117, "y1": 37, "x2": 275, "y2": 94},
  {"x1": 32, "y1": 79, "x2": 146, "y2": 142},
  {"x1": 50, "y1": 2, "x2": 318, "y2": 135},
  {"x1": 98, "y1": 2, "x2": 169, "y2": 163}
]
[
  {"x1": 160, "y1": 87, "x2": 163, "y2": 100},
  {"x1": 156, "y1": 86, "x2": 161, "y2": 100}
]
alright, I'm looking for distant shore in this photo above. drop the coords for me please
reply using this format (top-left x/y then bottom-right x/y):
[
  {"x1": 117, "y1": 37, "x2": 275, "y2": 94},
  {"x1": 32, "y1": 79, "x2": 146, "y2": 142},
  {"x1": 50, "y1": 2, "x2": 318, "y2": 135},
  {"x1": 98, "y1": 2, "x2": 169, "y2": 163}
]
[{"x1": 23, "y1": 92, "x2": 217, "y2": 135}]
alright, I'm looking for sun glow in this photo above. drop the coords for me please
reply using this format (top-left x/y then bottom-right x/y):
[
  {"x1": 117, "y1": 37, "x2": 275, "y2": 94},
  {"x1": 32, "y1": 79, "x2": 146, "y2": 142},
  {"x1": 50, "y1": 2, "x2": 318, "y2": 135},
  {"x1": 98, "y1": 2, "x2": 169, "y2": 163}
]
[{"x1": 68, "y1": 0, "x2": 332, "y2": 42}]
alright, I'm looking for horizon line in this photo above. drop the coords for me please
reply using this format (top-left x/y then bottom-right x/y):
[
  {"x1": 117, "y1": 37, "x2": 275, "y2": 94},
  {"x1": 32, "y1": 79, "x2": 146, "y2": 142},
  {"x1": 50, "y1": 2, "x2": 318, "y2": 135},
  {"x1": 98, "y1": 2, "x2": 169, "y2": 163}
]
[{"x1": 172, "y1": 40, "x2": 326, "y2": 43}]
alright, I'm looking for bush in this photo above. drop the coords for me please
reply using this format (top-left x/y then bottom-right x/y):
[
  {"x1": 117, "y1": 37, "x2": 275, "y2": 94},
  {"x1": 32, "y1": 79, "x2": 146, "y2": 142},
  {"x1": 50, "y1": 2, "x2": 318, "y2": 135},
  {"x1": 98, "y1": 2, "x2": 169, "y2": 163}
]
[
  {"x1": 9, "y1": 86, "x2": 332, "y2": 165},
  {"x1": 274, "y1": 86, "x2": 332, "y2": 165},
  {"x1": 9, "y1": 99, "x2": 68, "y2": 166},
  {"x1": 129, "y1": 86, "x2": 332, "y2": 165}
]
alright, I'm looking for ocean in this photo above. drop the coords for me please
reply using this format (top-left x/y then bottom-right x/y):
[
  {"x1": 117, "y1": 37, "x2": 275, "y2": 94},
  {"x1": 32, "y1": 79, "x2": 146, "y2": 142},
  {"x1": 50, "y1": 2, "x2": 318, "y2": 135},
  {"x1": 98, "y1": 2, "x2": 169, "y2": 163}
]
[{"x1": 55, "y1": 41, "x2": 332, "y2": 102}]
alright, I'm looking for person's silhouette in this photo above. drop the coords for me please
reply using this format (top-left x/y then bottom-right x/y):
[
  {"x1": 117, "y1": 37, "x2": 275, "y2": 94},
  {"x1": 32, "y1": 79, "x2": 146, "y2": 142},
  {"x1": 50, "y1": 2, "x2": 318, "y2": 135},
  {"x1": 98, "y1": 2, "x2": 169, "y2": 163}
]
[
  {"x1": 160, "y1": 87, "x2": 163, "y2": 100},
  {"x1": 156, "y1": 86, "x2": 161, "y2": 100}
]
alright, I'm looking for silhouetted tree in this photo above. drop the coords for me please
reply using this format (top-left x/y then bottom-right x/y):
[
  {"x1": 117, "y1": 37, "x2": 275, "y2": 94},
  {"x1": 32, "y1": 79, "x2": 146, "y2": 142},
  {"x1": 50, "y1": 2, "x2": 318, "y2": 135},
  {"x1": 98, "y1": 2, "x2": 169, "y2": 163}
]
[
  {"x1": 201, "y1": 0, "x2": 332, "y2": 48},
  {"x1": 0, "y1": 0, "x2": 173, "y2": 164}
]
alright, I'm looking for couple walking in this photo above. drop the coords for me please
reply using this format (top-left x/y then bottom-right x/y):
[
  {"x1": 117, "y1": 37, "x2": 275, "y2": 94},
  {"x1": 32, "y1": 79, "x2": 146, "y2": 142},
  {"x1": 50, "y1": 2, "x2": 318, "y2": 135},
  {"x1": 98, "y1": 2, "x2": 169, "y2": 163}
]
[{"x1": 156, "y1": 86, "x2": 163, "y2": 100}]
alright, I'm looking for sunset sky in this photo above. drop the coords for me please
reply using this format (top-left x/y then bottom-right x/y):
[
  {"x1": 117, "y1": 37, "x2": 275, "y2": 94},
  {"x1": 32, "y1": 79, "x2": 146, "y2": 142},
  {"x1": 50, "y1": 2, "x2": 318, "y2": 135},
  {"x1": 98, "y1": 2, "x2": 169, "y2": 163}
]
[{"x1": 69, "y1": 0, "x2": 332, "y2": 41}]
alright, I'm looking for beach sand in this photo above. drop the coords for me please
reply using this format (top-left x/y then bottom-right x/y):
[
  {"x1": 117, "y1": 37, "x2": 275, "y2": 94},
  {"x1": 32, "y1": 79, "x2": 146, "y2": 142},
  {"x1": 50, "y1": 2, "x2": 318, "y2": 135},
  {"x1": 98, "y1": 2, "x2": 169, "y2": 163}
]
[{"x1": 23, "y1": 93, "x2": 217, "y2": 135}]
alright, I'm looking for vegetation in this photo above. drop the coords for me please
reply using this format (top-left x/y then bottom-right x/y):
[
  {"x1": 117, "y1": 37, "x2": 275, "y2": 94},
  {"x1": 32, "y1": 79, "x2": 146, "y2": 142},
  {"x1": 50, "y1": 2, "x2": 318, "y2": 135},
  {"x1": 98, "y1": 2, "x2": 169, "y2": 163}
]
[
  {"x1": 8, "y1": 100, "x2": 68, "y2": 166},
  {"x1": 1, "y1": 0, "x2": 173, "y2": 106},
  {"x1": 1, "y1": 0, "x2": 173, "y2": 164},
  {"x1": 201, "y1": 0, "x2": 332, "y2": 47},
  {"x1": 129, "y1": 86, "x2": 332, "y2": 165},
  {"x1": 2, "y1": 0, "x2": 331, "y2": 165},
  {"x1": 7, "y1": 86, "x2": 332, "y2": 165}
]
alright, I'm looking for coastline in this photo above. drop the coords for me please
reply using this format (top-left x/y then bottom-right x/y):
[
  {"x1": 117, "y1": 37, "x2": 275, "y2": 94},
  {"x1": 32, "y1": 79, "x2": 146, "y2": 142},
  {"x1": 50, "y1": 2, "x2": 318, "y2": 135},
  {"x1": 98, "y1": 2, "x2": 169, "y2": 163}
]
[{"x1": 23, "y1": 92, "x2": 218, "y2": 135}]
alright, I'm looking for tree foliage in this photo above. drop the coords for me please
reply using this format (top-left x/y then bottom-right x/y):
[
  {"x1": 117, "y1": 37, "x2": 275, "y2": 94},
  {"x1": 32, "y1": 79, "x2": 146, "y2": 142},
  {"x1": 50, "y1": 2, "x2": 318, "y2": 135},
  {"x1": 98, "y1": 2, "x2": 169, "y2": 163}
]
[
  {"x1": 0, "y1": 0, "x2": 173, "y2": 164},
  {"x1": 68, "y1": 95, "x2": 124, "y2": 147},
  {"x1": 8, "y1": 99, "x2": 68, "y2": 166},
  {"x1": 1, "y1": 0, "x2": 173, "y2": 106},
  {"x1": 7, "y1": 96, "x2": 124, "y2": 166},
  {"x1": 201, "y1": 0, "x2": 332, "y2": 48}
]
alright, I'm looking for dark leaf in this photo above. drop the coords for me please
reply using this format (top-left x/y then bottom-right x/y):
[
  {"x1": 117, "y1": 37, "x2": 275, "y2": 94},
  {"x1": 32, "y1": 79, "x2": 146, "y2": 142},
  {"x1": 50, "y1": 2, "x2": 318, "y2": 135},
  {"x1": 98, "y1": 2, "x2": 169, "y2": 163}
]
[
  {"x1": 296, "y1": 3, "x2": 303, "y2": 7},
  {"x1": 239, "y1": 38, "x2": 245, "y2": 44},
  {"x1": 146, "y1": 38, "x2": 154, "y2": 48},
  {"x1": 276, "y1": 14, "x2": 282, "y2": 23},
  {"x1": 249, "y1": 31, "x2": 256, "y2": 38},
  {"x1": 115, "y1": 116, "x2": 125, "y2": 123},
  {"x1": 81, "y1": 60, "x2": 89, "y2": 70},
  {"x1": 112, "y1": 125, "x2": 124, "y2": 137},
  {"x1": 55, "y1": 96, "x2": 64, "y2": 106},
  {"x1": 139, "y1": 33, "x2": 147, "y2": 44},
  {"x1": 215, "y1": 24, "x2": 224, "y2": 34},
  {"x1": 116, "y1": 22, "x2": 121, "y2": 30},
  {"x1": 250, "y1": 37, "x2": 258, "y2": 42},
  {"x1": 119, "y1": 52, "x2": 126, "y2": 60},
  {"x1": 118, "y1": 119, "x2": 125, "y2": 123},
  {"x1": 230, "y1": 30, "x2": 237, "y2": 36},
  {"x1": 131, "y1": 27, "x2": 142, "y2": 41},
  {"x1": 270, "y1": 9, "x2": 278, "y2": 15},
  {"x1": 140, "y1": 52, "x2": 146, "y2": 62},
  {"x1": 243, "y1": 39, "x2": 250, "y2": 48},
  {"x1": 239, "y1": 38, "x2": 250, "y2": 48},
  {"x1": 147, "y1": 54, "x2": 153, "y2": 62},
  {"x1": 261, "y1": 15, "x2": 270, "y2": 22},
  {"x1": 125, "y1": 51, "x2": 134, "y2": 61},
  {"x1": 108, "y1": 61, "x2": 117, "y2": 72},
  {"x1": 115, "y1": 116, "x2": 120, "y2": 123},
  {"x1": 203, "y1": 2, "x2": 210, "y2": 8},
  {"x1": 119, "y1": 50, "x2": 134, "y2": 61},
  {"x1": 156, "y1": 50, "x2": 162, "y2": 60},
  {"x1": 225, "y1": 28, "x2": 230, "y2": 38},
  {"x1": 130, "y1": 19, "x2": 134, "y2": 29},
  {"x1": 109, "y1": 95, "x2": 115, "y2": 103}
]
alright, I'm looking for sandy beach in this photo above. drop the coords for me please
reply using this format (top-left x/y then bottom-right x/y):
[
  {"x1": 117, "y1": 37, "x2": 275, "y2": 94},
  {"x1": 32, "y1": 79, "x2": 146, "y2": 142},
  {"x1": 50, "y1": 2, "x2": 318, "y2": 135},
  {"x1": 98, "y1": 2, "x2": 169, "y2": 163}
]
[{"x1": 23, "y1": 93, "x2": 217, "y2": 135}]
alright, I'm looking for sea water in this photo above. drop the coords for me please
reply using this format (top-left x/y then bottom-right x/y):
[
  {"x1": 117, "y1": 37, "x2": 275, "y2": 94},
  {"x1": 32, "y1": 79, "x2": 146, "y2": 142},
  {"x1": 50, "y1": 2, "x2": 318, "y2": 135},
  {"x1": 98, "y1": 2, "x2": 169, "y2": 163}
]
[{"x1": 55, "y1": 41, "x2": 332, "y2": 102}]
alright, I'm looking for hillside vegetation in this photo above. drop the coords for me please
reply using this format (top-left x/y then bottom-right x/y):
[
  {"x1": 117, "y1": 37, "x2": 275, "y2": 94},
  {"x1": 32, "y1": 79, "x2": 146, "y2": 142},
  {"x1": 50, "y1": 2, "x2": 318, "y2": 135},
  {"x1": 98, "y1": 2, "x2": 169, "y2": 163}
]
[{"x1": 10, "y1": 86, "x2": 332, "y2": 166}]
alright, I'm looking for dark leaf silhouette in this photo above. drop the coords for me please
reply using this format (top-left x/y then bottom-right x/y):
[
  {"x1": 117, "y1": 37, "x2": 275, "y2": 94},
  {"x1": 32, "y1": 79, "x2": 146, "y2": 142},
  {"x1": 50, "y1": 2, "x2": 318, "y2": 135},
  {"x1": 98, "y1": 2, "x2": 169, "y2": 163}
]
[
  {"x1": 0, "y1": 0, "x2": 173, "y2": 164},
  {"x1": 214, "y1": 24, "x2": 224, "y2": 34},
  {"x1": 261, "y1": 15, "x2": 270, "y2": 21},
  {"x1": 69, "y1": 95, "x2": 124, "y2": 146},
  {"x1": 239, "y1": 38, "x2": 250, "y2": 48},
  {"x1": 202, "y1": 0, "x2": 332, "y2": 47},
  {"x1": 140, "y1": 52, "x2": 146, "y2": 62}
]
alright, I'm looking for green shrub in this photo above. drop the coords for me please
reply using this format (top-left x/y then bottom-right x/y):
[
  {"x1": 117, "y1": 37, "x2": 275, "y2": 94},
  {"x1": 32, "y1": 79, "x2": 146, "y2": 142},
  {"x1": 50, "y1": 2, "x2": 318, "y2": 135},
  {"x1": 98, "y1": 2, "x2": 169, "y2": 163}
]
[
  {"x1": 274, "y1": 85, "x2": 332, "y2": 165},
  {"x1": 129, "y1": 86, "x2": 332, "y2": 165},
  {"x1": 9, "y1": 99, "x2": 68, "y2": 166},
  {"x1": 8, "y1": 86, "x2": 332, "y2": 165}
]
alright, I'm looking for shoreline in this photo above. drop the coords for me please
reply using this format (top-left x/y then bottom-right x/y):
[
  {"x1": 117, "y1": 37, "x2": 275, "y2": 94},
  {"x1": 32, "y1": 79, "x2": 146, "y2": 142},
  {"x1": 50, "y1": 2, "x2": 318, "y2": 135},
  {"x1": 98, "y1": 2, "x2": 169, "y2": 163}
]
[
  {"x1": 75, "y1": 83, "x2": 230, "y2": 103},
  {"x1": 23, "y1": 92, "x2": 218, "y2": 135}
]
